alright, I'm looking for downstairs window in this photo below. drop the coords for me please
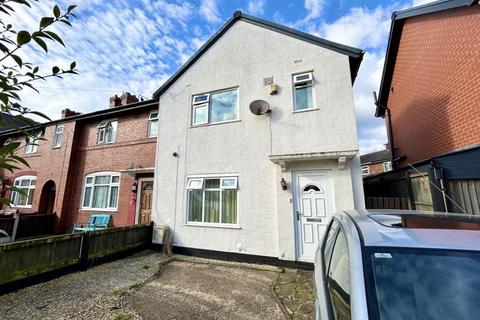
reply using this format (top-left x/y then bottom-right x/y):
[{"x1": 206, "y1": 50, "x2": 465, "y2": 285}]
[
  {"x1": 82, "y1": 172, "x2": 120, "y2": 210},
  {"x1": 11, "y1": 176, "x2": 36, "y2": 207},
  {"x1": 186, "y1": 176, "x2": 238, "y2": 225}
]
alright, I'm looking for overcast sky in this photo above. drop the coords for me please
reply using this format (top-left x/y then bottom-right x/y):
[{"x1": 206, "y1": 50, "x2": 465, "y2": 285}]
[{"x1": 8, "y1": 0, "x2": 433, "y2": 154}]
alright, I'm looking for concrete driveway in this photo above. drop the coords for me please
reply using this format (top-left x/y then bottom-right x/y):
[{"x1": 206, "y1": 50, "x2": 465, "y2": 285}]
[
  {"x1": 0, "y1": 251, "x2": 314, "y2": 319},
  {"x1": 128, "y1": 260, "x2": 286, "y2": 320}
]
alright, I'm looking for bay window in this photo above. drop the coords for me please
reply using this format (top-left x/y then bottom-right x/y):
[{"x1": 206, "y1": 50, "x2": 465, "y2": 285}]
[
  {"x1": 11, "y1": 176, "x2": 36, "y2": 207},
  {"x1": 192, "y1": 88, "x2": 238, "y2": 126},
  {"x1": 82, "y1": 172, "x2": 120, "y2": 210},
  {"x1": 187, "y1": 176, "x2": 238, "y2": 225}
]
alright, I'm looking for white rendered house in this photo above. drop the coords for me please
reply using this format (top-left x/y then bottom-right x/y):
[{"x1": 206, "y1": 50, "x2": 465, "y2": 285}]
[{"x1": 151, "y1": 11, "x2": 364, "y2": 263}]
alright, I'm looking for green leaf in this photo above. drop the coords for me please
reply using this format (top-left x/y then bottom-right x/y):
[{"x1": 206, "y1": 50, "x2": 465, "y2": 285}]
[
  {"x1": 52, "y1": 66, "x2": 60, "y2": 74},
  {"x1": 0, "y1": 143, "x2": 19, "y2": 156},
  {"x1": 0, "y1": 42, "x2": 9, "y2": 53},
  {"x1": 11, "y1": 54, "x2": 22, "y2": 67},
  {"x1": 22, "y1": 82, "x2": 39, "y2": 93},
  {"x1": 27, "y1": 110, "x2": 50, "y2": 121},
  {"x1": 53, "y1": 5, "x2": 61, "y2": 18},
  {"x1": 33, "y1": 36, "x2": 48, "y2": 52},
  {"x1": 0, "y1": 197, "x2": 11, "y2": 206},
  {"x1": 70, "y1": 61, "x2": 76, "y2": 69},
  {"x1": 33, "y1": 66, "x2": 39, "y2": 73},
  {"x1": 44, "y1": 31, "x2": 65, "y2": 46},
  {"x1": 39, "y1": 17, "x2": 54, "y2": 29},
  {"x1": 16, "y1": 30, "x2": 31, "y2": 46},
  {"x1": 67, "y1": 5, "x2": 77, "y2": 13},
  {"x1": 10, "y1": 154, "x2": 30, "y2": 168},
  {"x1": 60, "y1": 19, "x2": 72, "y2": 27},
  {"x1": 9, "y1": 0, "x2": 31, "y2": 8}
]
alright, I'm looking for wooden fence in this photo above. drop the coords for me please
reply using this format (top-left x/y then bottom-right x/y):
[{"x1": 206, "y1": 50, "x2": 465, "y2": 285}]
[
  {"x1": 0, "y1": 223, "x2": 153, "y2": 287},
  {"x1": 0, "y1": 213, "x2": 55, "y2": 240},
  {"x1": 365, "y1": 197, "x2": 412, "y2": 210}
]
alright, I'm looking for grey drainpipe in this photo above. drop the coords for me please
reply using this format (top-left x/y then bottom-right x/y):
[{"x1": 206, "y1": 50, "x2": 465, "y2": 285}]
[{"x1": 376, "y1": 102, "x2": 397, "y2": 169}]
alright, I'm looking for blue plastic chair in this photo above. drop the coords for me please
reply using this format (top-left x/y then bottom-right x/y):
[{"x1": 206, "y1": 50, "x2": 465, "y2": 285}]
[{"x1": 73, "y1": 214, "x2": 111, "y2": 232}]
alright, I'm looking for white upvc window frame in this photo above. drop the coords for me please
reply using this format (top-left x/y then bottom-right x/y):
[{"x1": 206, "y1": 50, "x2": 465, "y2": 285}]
[
  {"x1": 191, "y1": 88, "x2": 239, "y2": 126},
  {"x1": 383, "y1": 161, "x2": 392, "y2": 172},
  {"x1": 53, "y1": 124, "x2": 64, "y2": 148},
  {"x1": 97, "y1": 120, "x2": 117, "y2": 144},
  {"x1": 148, "y1": 110, "x2": 159, "y2": 138},
  {"x1": 11, "y1": 175, "x2": 36, "y2": 208},
  {"x1": 361, "y1": 166, "x2": 369, "y2": 176},
  {"x1": 81, "y1": 172, "x2": 120, "y2": 211},
  {"x1": 185, "y1": 175, "x2": 239, "y2": 228},
  {"x1": 293, "y1": 71, "x2": 316, "y2": 112},
  {"x1": 25, "y1": 130, "x2": 41, "y2": 154}
]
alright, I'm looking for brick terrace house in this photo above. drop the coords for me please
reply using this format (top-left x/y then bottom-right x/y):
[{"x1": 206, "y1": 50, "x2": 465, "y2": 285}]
[
  {"x1": 0, "y1": 93, "x2": 158, "y2": 232},
  {"x1": 364, "y1": 0, "x2": 480, "y2": 213},
  {"x1": 360, "y1": 149, "x2": 392, "y2": 177}
]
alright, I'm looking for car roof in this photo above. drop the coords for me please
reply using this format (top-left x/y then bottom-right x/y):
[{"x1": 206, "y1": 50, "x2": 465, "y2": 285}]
[{"x1": 342, "y1": 209, "x2": 480, "y2": 251}]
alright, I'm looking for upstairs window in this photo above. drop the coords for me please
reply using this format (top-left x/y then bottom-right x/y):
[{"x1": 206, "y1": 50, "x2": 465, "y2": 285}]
[
  {"x1": 361, "y1": 166, "x2": 369, "y2": 176},
  {"x1": 82, "y1": 172, "x2": 120, "y2": 210},
  {"x1": 11, "y1": 176, "x2": 36, "y2": 207},
  {"x1": 25, "y1": 130, "x2": 42, "y2": 154},
  {"x1": 53, "y1": 125, "x2": 64, "y2": 148},
  {"x1": 192, "y1": 88, "x2": 238, "y2": 126},
  {"x1": 293, "y1": 71, "x2": 315, "y2": 111},
  {"x1": 148, "y1": 111, "x2": 159, "y2": 138},
  {"x1": 186, "y1": 176, "x2": 238, "y2": 225},
  {"x1": 97, "y1": 120, "x2": 117, "y2": 144},
  {"x1": 383, "y1": 161, "x2": 392, "y2": 172}
]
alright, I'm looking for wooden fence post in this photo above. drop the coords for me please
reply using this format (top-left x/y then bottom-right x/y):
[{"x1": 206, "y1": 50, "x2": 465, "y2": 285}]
[
  {"x1": 148, "y1": 221, "x2": 154, "y2": 247},
  {"x1": 79, "y1": 232, "x2": 90, "y2": 271},
  {"x1": 11, "y1": 213, "x2": 20, "y2": 241}
]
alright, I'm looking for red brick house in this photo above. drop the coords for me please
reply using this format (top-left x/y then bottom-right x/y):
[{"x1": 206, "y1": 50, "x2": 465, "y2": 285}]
[
  {"x1": 0, "y1": 93, "x2": 158, "y2": 232},
  {"x1": 360, "y1": 149, "x2": 392, "y2": 177},
  {"x1": 365, "y1": 0, "x2": 480, "y2": 214}
]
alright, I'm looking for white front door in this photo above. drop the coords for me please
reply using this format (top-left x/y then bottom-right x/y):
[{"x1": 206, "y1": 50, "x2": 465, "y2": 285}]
[{"x1": 293, "y1": 171, "x2": 334, "y2": 261}]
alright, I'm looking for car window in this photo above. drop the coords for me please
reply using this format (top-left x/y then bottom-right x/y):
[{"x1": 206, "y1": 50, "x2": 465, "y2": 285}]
[
  {"x1": 365, "y1": 247, "x2": 480, "y2": 320},
  {"x1": 323, "y1": 219, "x2": 339, "y2": 273},
  {"x1": 327, "y1": 228, "x2": 351, "y2": 320}
]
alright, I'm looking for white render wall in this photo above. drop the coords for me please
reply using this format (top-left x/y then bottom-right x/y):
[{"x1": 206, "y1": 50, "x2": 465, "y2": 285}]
[{"x1": 153, "y1": 20, "x2": 362, "y2": 259}]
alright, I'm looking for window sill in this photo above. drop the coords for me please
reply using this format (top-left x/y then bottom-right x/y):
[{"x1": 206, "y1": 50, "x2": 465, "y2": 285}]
[
  {"x1": 185, "y1": 222, "x2": 241, "y2": 229},
  {"x1": 80, "y1": 208, "x2": 118, "y2": 213},
  {"x1": 293, "y1": 108, "x2": 319, "y2": 114},
  {"x1": 189, "y1": 119, "x2": 241, "y2": 128},
  {"x1": 11, "y1": 205, "x2": 32, "y2": 209},
  {"x1": 52, "y1": 146, "x2": 61, "y2": 149}
]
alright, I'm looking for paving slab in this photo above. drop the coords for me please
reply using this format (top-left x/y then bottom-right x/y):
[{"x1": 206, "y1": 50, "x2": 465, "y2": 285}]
[
  {"x1": 126, "y1": 260, "x2": 286, "y2": 320},
  {"x1": 274, "y1": 269, "x2": 315, "y2": 319}
]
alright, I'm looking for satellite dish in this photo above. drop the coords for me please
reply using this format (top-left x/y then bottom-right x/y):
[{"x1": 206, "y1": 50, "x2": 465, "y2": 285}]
[{"x1": 249, "y1": 100, "x2": 270, "y2": 115}]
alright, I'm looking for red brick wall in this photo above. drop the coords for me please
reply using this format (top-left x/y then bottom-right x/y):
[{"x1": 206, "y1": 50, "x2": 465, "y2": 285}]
[
  {"x1": 1, "y1": 121, "x2": 77, "y2": 221},
  {"x1": 365, "y1": 162, "x2": 387, "y2": 176},
  {"x1": 61, "y1": 110, "x2": 157, "y2": 231},
  {"x1": 387, "y1": 6, "x2": 480, "y2": 167},
  {"x1": 1, "y1": 105, "x2": 158, "y2": 233}
]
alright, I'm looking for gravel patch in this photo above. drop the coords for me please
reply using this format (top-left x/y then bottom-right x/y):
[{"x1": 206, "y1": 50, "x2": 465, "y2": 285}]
[{"x1": 0, "y1": 250, "x2": 168, "y2": 320}]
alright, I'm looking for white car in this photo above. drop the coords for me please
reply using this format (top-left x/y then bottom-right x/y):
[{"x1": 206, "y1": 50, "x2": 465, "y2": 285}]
[{"x1": 314, "y1": 209, "x2": 480, "y2": 320}]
